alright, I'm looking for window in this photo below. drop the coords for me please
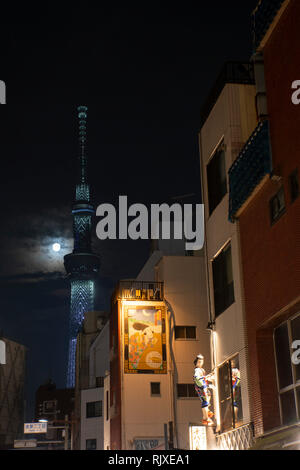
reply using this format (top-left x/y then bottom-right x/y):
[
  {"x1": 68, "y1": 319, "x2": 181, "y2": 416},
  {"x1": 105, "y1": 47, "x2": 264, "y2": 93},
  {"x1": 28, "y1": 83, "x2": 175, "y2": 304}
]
[
  {"x1": 207, "y1": 143, "x2": 227, "y2": 215},
  {"x1": 218, "y1": 356, "x2": 243, "y2": 433},
  {"x1": 270, "y1": 186, "x2": 285, "y2": 224},
  {"x1": 175, "y1": 326, "x2": 196, "y2": 340},
  {"x1": 96, "y1": 376, "x2": 104, "y2": 388},
  {"x1": 274, "y1": 314, "x2": 300, "y2": 426},
  {"x1": 151, "y1": 382, "x2": 161, "y2": 396},
  {"x1": 106, "y1": 391, "x2": 109, "y2": 421},
  {"x1": 177, "y1": 384, "x2": 198, "y2": 398},
  {"x1": 212, "y1": 243, "x2": 235, "y2": 318},
  {"x1": 86, "y1": 401, "x2": 102, "y2": 418},
  {"x1": 289, "y1": 169, "x2": 299, "y2": 203},
  {"x1": 86, "y1": 439, "x2": 97, "y2": 450}
]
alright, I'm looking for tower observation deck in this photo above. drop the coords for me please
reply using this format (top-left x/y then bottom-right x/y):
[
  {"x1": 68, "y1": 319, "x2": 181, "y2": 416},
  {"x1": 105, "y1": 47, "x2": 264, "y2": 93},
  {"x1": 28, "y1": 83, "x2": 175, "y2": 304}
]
[{"x1": 64, "y1": 106, "x2": 100, "y2": 388}]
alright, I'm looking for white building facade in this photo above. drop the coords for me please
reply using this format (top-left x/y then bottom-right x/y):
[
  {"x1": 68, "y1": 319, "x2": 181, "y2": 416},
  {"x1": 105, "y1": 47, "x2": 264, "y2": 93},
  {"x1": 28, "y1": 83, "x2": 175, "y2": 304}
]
[
  {"x1": 198, "y1": 62, "x2": 258, "y2": 450},
  {"x1": 109, "y1": 236, "x2": 212, "y2": 450},
  {"x1": 80, "y1": 321, "x2": 110, "y2": 450}
]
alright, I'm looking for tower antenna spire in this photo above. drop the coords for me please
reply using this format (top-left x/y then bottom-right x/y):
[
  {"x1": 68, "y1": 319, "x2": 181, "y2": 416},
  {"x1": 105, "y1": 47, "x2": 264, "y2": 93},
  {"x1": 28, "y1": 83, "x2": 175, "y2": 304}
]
[
  {"x1": 77, "y1": 105, "x2": 88, "y2": 185},
  {"x1": 64, "y1": 105, "x2": 101, "y2": 388}
]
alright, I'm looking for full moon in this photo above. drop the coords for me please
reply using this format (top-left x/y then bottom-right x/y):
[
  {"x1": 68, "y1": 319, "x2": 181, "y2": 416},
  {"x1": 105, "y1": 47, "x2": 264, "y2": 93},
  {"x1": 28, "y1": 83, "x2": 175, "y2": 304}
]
[{"x1": 52, "y1": 243, "x2": 61, "y2": 252}]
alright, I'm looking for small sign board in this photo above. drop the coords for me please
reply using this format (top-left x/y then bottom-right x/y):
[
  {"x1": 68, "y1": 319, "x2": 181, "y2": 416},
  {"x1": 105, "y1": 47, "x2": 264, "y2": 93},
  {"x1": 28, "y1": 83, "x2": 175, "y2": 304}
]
[
  {"x1": 0, "y1": 340, "x2": 5, "y2": 364},
  {"x1": 24, "y1": 422, "x2": 47, "y2": 434},
  {"x1": 14, "y1": 439, "x2": 37, "y2": 448}
]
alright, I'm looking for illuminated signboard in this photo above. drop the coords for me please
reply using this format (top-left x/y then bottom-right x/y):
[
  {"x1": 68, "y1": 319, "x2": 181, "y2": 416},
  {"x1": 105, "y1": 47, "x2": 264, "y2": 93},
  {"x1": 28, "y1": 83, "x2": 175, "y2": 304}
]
[
  {"x1": 24, "y1": 422, "x2": 47, "y2": 434},
  {"x1": 124, "y1": 305, "x2": 167, "y2": 374},
  {"x1": 189, "y1": 426, "x2": 207, "y2": 451}
]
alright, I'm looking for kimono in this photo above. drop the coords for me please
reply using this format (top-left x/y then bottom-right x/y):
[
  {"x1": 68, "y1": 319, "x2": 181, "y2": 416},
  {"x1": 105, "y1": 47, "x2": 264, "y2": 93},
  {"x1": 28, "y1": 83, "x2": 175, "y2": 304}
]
[{"x1": 193, "y1": 367, "x2": 210, "y2": 408}]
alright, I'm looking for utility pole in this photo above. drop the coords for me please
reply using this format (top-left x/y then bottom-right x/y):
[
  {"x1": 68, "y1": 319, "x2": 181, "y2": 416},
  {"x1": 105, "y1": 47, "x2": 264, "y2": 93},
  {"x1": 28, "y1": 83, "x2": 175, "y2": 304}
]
[{"x1": 64, "y1": 415, "x2": 69, "y2": 451}]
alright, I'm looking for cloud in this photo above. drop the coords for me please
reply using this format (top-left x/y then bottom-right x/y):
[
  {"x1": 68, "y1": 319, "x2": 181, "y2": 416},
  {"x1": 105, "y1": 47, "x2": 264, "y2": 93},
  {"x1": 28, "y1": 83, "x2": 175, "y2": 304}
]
[{"x1": 0, "y1": 206, "x2": 73, "y2": 277}]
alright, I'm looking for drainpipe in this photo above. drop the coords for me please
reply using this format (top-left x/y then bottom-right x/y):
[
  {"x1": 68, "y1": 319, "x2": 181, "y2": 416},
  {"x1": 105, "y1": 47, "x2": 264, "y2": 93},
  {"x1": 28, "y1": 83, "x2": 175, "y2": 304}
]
[
  {"x1": 164, "y1": 298, "x2": 179, "y2": 449},
  {"x1": 198, "y1": 131, "x2": 220, "y2": 436}
]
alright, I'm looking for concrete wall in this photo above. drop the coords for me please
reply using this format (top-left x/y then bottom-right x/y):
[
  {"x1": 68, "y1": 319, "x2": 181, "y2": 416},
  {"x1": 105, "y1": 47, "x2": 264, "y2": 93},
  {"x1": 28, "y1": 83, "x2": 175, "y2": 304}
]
[
  {"x1": 119, "y1": 251, "x2": 210, "y2": 450},
  {"x1": 155, "y1": 255, "x2": 210, "y2": 449},
  {"x1": 80, "y1": 387, "x2": 104, "y2": 450}
]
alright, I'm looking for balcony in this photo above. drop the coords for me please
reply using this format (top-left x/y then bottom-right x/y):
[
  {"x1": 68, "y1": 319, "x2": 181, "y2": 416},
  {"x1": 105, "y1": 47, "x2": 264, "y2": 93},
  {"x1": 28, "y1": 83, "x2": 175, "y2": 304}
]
[
  {"x1": 113, "y1": 280, "x2": 164, "y2": 302},
  {"x1": 228, "y1": 120, "x2": 272, "y2": 222},
  {"x1": 252, "y1": 0, "x2": 286, "y2": 51}
]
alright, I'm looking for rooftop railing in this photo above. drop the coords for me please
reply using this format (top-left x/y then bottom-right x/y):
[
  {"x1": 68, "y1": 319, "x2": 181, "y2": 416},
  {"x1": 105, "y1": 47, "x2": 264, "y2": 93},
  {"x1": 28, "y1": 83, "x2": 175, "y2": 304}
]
[{"x1": 113, "y1": 280, "x2": 164, "y2": 302}]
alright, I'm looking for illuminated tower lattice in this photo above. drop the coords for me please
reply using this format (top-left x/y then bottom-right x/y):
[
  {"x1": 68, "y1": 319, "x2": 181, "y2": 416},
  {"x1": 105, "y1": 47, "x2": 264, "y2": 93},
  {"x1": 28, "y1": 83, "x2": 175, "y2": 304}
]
[{"x1": 64, "y1": 106, "x2": 100, "y2": 388}]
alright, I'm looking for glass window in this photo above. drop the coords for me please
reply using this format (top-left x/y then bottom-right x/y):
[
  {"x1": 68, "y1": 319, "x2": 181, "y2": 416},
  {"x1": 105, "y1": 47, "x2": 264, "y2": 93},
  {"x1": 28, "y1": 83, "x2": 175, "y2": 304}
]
[
  {"x1": 274, "y1": 323, "x2": 293, "y2": 390},
  {"x1": 177, "y1": 384, "x2": 187, "y2": 398},
  {"x1": 175, "y1": 326, "x2": 185, "y2": 339},
  {"x1": 289, "y1": 169, "x2": 299, "y2": 203},
  {"x1": 177, "y1": 384, "x2": 198, "y2": 398},
  {"x1": 151, "y1": 382, "x2": 161, "y2": 396},
  {"x1": 218, "y1": 356, "x2": 243, "y2": 433},
  {"x1": 86, "y1": 439, "x2": 97, "y2": 450},
  {"x1": 212, "y1": 243, "x2": 235, "y2": 318},
  {"x1": 270, "y1": 186, "x2": 285, "y2": 224},
  {"x1": 280, "y1": 390, "x2": 297, "y2": 426},
  {"x1": 274, "y1": 314, "x2": 300, "y2": 425},
  {"x1": 106, "y1": 391, "x2": 109, "y2": 421},
  {"x1": 207, "y1": 144, "x2": 227, "y2": 215},
  {"x1": 291, "y1": 316, "x2": 300, "y2": 382},
  {"x1": 96, "y1": 376, "x2": 104, "y2": 388},
  {"x1": 175, "y1": 326, "x2": 196, "y2": 339},
  {"x1": 86, "y1": 401, "x2": 102, "y2": 418}
]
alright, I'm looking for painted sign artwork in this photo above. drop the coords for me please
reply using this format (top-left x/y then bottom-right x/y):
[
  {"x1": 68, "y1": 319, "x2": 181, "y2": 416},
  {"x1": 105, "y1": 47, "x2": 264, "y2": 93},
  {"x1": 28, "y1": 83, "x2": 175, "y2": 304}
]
[{"x1": 124, "y1": 306, "x2": 167, "y2": 374}]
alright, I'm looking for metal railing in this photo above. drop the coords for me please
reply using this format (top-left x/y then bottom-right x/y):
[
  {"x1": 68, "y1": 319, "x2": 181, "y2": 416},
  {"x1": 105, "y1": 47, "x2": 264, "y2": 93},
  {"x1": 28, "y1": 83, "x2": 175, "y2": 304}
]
[
  {"x1": 228, "y1": 120, "x2": 272, "y2": 222},
  {"x1": 216, "y1": 423, "x2": 255, "y2": 450},
  {"x1": 252, "y1": 0, "x2": 286, "y2": 51},
  {"x1": 114, "y1": 280, "x2": 164, "y2": 302}
]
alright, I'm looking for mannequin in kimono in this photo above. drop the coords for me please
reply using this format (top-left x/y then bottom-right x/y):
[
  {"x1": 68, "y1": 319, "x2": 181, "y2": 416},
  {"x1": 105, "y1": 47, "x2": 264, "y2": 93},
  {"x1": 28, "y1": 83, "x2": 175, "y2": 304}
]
[{"x1": 193, "y1": 354, "x2": 215, "y2": 426}]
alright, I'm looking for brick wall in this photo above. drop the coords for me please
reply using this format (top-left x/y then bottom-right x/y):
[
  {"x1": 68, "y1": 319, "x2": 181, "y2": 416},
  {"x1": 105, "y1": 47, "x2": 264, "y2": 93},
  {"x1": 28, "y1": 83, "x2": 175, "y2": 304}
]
[{"x1": 238, "y1": 0, "x2": 300, "y2": 435}]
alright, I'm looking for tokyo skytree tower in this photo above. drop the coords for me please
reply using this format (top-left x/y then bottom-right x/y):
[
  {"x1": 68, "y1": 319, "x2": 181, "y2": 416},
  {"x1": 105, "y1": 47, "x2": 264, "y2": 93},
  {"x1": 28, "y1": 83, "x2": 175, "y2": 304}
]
[{"x1": 64, "y1": 106, "x2": 100, "y2": 388}]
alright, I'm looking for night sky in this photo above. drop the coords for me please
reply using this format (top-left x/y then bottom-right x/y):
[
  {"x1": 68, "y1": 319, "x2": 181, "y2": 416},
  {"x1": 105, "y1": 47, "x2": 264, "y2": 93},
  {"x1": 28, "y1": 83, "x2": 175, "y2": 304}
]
[{"x1": 0, "y1": 3, "x2": 258, "y2": 420}]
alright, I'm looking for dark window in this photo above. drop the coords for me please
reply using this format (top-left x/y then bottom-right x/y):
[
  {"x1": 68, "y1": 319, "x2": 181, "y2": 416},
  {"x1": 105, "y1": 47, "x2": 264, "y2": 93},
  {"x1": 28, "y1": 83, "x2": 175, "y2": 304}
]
[
  {"x1": 212, "y1": 243, "x2": 235, "y2": 318},
  {"x1": 270, "y1": 186, "x2": 285, "y2": 224},
  {"x1": 274, "y1": 323, "x2": 293, "y2": 390},
  {"x1": 86, "y1": 401, "x2": 102, "y2": 418},
  {"x1": 177, "y1": 384, "x2": 198, "y2": 398},
  {"x1": 185, "y1": 250, "x2": 194, "y2": 257},
  {"x1": 151, "y1": 382, "x2": 161, "y2": 396},
  {"x1": 274, "y1": 314, "x2": 300, "y2": 425},
  {"x1": 86, "y1": 439, "x2": 97, "y2": 450},
  {"x1": 291, "y1": 315, "x2": 300, "y2": 381},
  {"x1": 289, "y1": 169, "x2": 299, "y2": 202},
  {"x1": 96, "y1": 376, "x2": 104, "y2": 388},
  {"x1": 218, "y1": 356, "x2": 243, "y2": 433},
  {"x1": 106, "y1": 391, "x2": 109, "y2": 421},
  {"x1": 207, "y1": 144, "x2": 227, "y2": 215},
  {"x1": 175, "y1": 326, "x2": 196, "y2": 340},
  {"x1": 280, "y1": 390, "x2": 297, "y2": 426}
]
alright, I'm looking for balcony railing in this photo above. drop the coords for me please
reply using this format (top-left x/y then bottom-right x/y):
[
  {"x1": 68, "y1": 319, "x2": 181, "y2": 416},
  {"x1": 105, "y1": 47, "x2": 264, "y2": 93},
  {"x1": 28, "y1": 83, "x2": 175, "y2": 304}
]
[
  {"x1": 216, "y1": 423, "x2": 255, "y2": 451},
  {"x1": 228, "y1": 120, "x2": 272, "y2": 223},
  {"x1": 113, "y1": 280, "x2": 164, "y2": 302},
  {"x1": 252, "y1": 0, "x2": 286, "y2": 51}
]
